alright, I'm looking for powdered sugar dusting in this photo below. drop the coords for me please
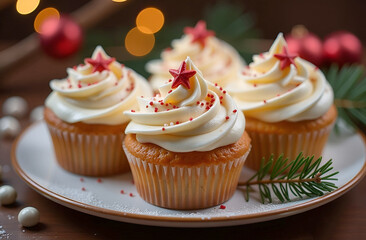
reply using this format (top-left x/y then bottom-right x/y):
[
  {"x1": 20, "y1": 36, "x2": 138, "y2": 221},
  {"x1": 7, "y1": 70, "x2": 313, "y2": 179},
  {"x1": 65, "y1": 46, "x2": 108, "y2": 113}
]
[{"x1": 0, "y1": 226, "x2": 11, "y2": 239}]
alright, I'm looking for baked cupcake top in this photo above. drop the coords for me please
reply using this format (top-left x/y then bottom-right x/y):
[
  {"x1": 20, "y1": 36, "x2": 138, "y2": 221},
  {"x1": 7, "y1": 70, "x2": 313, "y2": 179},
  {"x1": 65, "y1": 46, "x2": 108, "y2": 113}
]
[
  {"x1": 125, "y1": 57, "x2": 245, "y2": 152},
  {"x1": 146, "y1": 20, "x2": 245, "y2": 91},
  {"x1": 45, "y1": 46, "x2": 153, "y2": 125},
  {"x1": 226, "y1": 33, "x2": 334, "y2": 122}
]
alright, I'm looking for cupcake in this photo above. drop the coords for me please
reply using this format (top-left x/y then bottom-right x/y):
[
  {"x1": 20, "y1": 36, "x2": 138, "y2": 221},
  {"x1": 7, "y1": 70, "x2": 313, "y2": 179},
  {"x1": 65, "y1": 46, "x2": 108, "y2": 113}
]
[
  {"x1": 146, "y1": 20, "x2": 245, "y2": 91},
  {"x1": 44, "y1": 46, "x2": 153, "y2": 176},
  {"x1": 226, "y1": 33, "x2": 337, "y2": 170},
  {"x1": 123, "y1": 57, "x2": 251, "y2": 210}
]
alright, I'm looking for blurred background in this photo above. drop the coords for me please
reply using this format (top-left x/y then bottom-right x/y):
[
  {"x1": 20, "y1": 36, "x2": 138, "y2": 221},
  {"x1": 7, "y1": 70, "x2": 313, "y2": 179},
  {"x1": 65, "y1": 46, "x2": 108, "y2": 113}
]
[{"x1": 0, "y1": 0, "x2": 365, "y2": 92}]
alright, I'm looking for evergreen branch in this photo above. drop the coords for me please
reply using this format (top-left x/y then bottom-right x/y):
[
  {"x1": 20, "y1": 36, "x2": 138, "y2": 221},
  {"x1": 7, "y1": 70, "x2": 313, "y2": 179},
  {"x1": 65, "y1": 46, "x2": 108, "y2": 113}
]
[
  {"x1": 240, "y1": 172, "x2": 322, "y2": 186},
  {"x1": 326, "y1": 64, "x2": 366, "y2": 133},
  {"x1": 239, "y1": 153, "x2": 339, "y2": 203}
]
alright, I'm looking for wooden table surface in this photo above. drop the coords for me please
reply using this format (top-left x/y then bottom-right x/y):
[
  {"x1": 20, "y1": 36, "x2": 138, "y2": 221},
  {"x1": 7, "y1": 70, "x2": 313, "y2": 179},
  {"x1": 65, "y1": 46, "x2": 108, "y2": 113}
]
[{"x1": 0, "y1": 57, "x2": 366, "y2": 240}]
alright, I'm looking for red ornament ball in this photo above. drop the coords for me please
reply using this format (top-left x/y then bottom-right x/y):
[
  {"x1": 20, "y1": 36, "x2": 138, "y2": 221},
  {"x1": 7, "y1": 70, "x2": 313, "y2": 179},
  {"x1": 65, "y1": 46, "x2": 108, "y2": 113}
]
[
  {"x1": 285, "y1": 25, "x2": 324, "y2": 67},
  {"x1": 323, "y1": 31, "x2": 362, "y2": 66},
  {"x1": 39, "y1": 15, "x2": 83, "y2": 58}
]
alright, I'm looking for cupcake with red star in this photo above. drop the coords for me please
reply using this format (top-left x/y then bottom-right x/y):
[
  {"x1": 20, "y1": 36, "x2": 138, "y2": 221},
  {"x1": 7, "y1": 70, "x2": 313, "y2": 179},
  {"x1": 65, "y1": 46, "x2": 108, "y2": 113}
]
[
  {"x1": 44, "y1": 46, "x2": 153, "y2": 176},
  {"x1": 146, "y1": 20, "x2": 245, "y2": 91},
  {"x1": 226, "y1": 33, "x2": 337, "y2": 170},
  {"x1": 123, "y1": 57, "x2": 251, "y2": 210}
]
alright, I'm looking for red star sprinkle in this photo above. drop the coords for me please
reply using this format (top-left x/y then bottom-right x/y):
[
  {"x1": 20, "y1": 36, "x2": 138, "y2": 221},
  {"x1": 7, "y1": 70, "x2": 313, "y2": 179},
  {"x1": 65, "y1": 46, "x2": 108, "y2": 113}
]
[
  {"x1": 184, "y1": 20, "x2": 215, "y2": 47},
  {"x1": 169, "y1": 61, "x2": 196, "y2": 89},
  {"x1": 85, "y1": 52, "x2": 115, "y2": 73},
  {"x1": 274, "y1": 47, "x2": 298, "y2": 70}
]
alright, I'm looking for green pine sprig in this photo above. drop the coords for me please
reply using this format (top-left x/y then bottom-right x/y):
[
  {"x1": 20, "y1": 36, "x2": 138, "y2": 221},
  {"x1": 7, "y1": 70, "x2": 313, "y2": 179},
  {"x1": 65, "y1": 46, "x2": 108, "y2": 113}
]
[
  {"x1": 326, "y1": 64, "x2": 366, "y2": 133},
  {"x1": 238, "y1": 153, "x2": 339, "y2": 204}
]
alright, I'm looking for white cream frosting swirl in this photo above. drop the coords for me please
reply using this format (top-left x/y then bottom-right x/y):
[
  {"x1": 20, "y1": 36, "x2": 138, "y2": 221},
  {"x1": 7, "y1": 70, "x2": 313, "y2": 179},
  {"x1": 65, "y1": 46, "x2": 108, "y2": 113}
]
[
  {"x1": 125, "y1": 57, "x2": 245, "y2": 152},
  {"x1": 146, "y1": 33, "x2": 245, "y2": 91},
  {"x1": 226, "y1": 33, "x2": 334, "y2": 122},
  {"x1": 45, "y1": 46, "x2": 153, "y2": 125}
]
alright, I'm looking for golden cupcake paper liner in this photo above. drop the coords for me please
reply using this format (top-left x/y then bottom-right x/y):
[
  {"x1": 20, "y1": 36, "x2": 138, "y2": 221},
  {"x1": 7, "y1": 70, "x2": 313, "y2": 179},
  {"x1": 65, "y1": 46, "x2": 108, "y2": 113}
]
[
  {"x1": 47, "y1": 125, "x2": 129, "y2": 176},
  {"x1": 123, "y1": 145, "x2": 249, "y2": 210},
  {"x1": 245, "y1": 124, "x2": 334, "y2": 171}
]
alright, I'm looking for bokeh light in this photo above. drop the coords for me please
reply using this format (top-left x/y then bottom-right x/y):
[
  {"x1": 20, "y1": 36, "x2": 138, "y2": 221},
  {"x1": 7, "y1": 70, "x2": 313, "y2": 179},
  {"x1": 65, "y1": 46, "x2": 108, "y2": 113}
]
[
  {"x1": 125, "y1": 27, "x2": 155, "y2": 56},
  {"x1": 16, "y1": 0, "x2": 40, "y2": 15},
  {"x1": 34, "y1": 8, "x2": 60, "y2": 34},
  {"x1": 136, "y1": 8, "x2": 164, "y2": 34},
  {"x1": 112, "y1": 0, "x2": 127, "y2": 2}
]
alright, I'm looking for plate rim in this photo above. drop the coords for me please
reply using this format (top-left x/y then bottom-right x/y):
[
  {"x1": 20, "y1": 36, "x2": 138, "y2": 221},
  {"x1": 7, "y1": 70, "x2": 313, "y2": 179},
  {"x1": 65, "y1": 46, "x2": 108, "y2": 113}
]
[{"x1": 11, "y1": 121, "x2": 366, "y2": 223}]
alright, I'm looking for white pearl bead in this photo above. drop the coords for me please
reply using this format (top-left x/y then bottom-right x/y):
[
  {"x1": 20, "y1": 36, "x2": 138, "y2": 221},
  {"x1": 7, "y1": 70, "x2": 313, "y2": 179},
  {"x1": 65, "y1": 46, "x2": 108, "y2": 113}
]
[
  {"x1": 18, "y1": 207, "x2": 40, "y2": 227},
  {"x1": 30, "y1": 106, "x2": 44, "y2": 122},
  {"x1": 2, "y1": 96, "x2": 28, "y2": 118},
  {"x1": 0, "y1": 185, "x2": 17, "y2": 205},
  {"x1": 0, "y1": 116, "x2": 21, "y2": 138}
]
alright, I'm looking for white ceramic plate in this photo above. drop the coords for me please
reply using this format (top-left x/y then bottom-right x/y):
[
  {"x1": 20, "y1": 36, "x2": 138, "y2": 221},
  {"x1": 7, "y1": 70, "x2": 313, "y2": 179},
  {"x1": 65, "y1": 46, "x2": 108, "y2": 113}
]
[{"x1": 12, "y1": 121, "x2": 366, "y2": 228}]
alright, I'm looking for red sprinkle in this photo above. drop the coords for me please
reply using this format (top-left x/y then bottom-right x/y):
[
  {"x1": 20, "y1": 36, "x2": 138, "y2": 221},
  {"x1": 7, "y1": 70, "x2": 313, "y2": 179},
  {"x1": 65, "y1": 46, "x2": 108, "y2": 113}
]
[
  {"x1": 189, "y1": 117, "x2": 193, "y2": 121},
  {"x1": 253, "y1": 84, "x2": 257, "y2": 87},
  {"x1": 215, "y1": 83, "x2": 218, "y2": 86},
  {"x1": 168, "y1": 79, "x2": 172, "y2": 82},
  {"x1": 263, "y1": 100, "x2": 267, "y2": 104},
  {"x1": 146, "y1": 105, "x2": 149, "y2": 108},
  {"x1": 197, "y1": 101, "x2": 200, "y2": 105},
  {"x1": 97, "y1": 178, "x2": 102, "y2": 183},
  {"x1": 223, "y1": 91, "x2": 226, "y2": 94},
  {"x1": 82, "y1": 187, "x2": 86, "y2": 191},
  {"x1": 165, "y1": 103, "x2": 169, "y2": 106},
  {"x1": 220, "y1": 96, "x2": 224, "y2": 100},
  {"x1": 206, "y1": 106, "x2": 210, "y2": 110},
  {"x1": 80, "y1": 178, "x2": 84, "y2": 182},
  {"x1": 162, "y1": 127, "x2": 165, "y2": 131},
  {"x1": 200, "y1": 103, "x2": 204, "y2": 106},
  {"x1": 168, "y1": 90, "x2": 172, "y2": 94},
  {"x1": 129, "y1": 193, "x2": 134, "y2": 197},
  {"x1": 276, "y1": 94, "x2": 281, "y2": 97},
  {"x1": 154, "y1": 107, "x2": 158, "y2": 112},
  {"x1": 220, "y1": 101, "x2": 223, "y2": 104},
  {"x1": 219, "y1": 205, "x2": 226, "y2": 209},
  {"x1": 225, "y1": 116, "x2": 229, "y2": 120},
  {"x1": 149, "y1": 101, "x2": 153, "y2": 106},
  {"x1": 233, "y1": 109, "x2": 237, "y2": 113},
  {"x1": 120, "y1": 190, "x2": 125, "y2": 194},
  {"x1": 114, "y1": 82, "x2": 118, "y2": 86},
  {"x1": 78, "y1": 84, "x2": 82, "y2": 88},
  {"x1": 131, "y1": 110, "x2": 135, "y2": 112},
  {"x1": 176, "y1": 121, "x2": 179, "y2": 124},
  {"x1": 220, "y1": 87, "x2": 223, "y2": 90}
]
